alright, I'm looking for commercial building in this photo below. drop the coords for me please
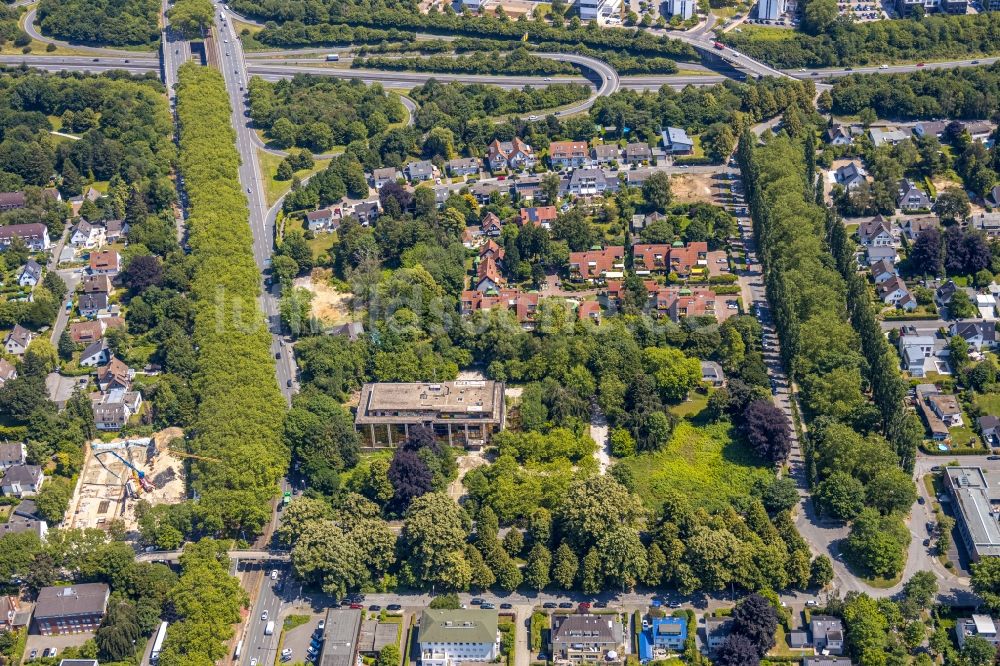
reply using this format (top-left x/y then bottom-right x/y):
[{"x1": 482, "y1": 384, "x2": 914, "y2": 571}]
[
  {"x1": 33, "y1": 583, "x2": 109, "y2": 635},
  {"x1": 956, "y1": 615, "x2": 1000, "y2": 648},
  {"x1": 317, "y1": 608, "x2": 364, "y2": 666},
  {"x1": 668, "y1": 0, "x2": 696, "y2": 18},
  {"x1": 757, "y1": 0, "x2": 784, "y2": 19},
  {"x1": 419, "y1": 609, "x2": 500, "y2": 666},
  {"x1": 944, "y1": 466, "x2": 1000, "y2": 561},
  {"x1": 355, "y1": 381, "x2": 505, "y2": 448}
]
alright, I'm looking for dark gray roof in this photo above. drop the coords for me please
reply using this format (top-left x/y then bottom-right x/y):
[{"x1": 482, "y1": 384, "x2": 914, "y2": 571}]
[
  {"x1": 79, "y1": 292, "x2": 109, "y2": 311},
  {"x1": 20, "y1": 259, "x2": 42, "y2": 282},
  {"x1": 2, "y1": 464, "x2": 41, "y2": 487},
  {"x1": 319, "y1": 608, "x2": 363, "y2": 666},
  {"x1": 34, "y1": 584, "x2": 108, "y2": 620}
]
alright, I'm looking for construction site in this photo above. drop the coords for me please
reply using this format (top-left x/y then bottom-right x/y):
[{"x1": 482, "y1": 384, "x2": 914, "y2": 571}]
[{"x1": 66, "y1": 427, "x2": 204, "y2": 531}]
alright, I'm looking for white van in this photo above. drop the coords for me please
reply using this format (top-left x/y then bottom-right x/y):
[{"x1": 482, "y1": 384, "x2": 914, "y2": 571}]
[{"x1": 264, "y1": 621, "x2": 275, "y2": 635}]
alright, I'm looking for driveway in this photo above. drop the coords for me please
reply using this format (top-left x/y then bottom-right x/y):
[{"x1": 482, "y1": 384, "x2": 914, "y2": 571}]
[{"x1": 46, "y1": 372, "x2": 88, "y2": 405}]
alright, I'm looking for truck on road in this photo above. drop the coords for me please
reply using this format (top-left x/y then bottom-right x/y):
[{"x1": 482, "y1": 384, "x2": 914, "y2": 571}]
[{"x1": 326, "y1": 53, "x2": 340, "y2": 61}]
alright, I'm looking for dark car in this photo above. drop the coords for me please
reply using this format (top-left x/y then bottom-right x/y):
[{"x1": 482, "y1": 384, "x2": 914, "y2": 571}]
[
  {"x1": 932, "y1": 465, "x2": 943, "y2": 472},
  {"x1": 369, "y1": 605, "x2": 381, "y2": 611},
  {"x1": 558, "y1": 602, "x2": 573, "y2": 608},
  {"x1": 988, "y1": 455, "x2": 1000, "y2": 461},
  {"x1": 593, "y1": 601, "x2": 608, "y2": 608},
  {"x1": 481, "y1": 602, "x2": 496, "y2": 610},
  {"x1": 471, "y1": 598, "x2": 484, "y2": 605},
  {"x1": 972, "y1": 60, "x2": 980, "y2": 64},
  {"x1": 387, "y1": 604, "x2": 402, "y2": 611},
  {"x1": 923, "y1": 539, "x2": 931, "y2": 546},
  {"x1": 500, "y1": 603, "x2": 513, "y2": 609},
  {"x1": 287, "y1": 379, "x2": 293, "y2": 388},
  {"x1": 543, "y1": 602, "x2": 557, "y2": 608},
  {"x1": 917, "y1": 496, "x2": 925, "y2": 504}
]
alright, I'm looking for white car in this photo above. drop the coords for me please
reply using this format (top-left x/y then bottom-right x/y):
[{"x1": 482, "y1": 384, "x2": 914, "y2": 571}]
[
  {"x1": 251, "y1": 659, "x2": 259, "y2": 666},
  {"x1": 879, "y1": 63, "x2": 888, "y2": 69},
  {"x1": 261, "y1": 610, "x2": 269, "y2": 621},
  {"x1": 271, "y1": 569, "x2": 279, "y2": 580}
]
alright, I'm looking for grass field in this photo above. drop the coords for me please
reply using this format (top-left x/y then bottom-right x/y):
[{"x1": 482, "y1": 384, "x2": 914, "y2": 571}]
[
  {"x1": 621, "y1": 420, "x2": 771, "y2": 513},
  {"x1": 977, "y1": 392, "x2": 1000, "y2": 415},
  {"x1": 733, "y1": 24, "x2": 796, "y2": 40},
  {"x1": 258, "y1": 150, "x2": 332, "y2": 207}
]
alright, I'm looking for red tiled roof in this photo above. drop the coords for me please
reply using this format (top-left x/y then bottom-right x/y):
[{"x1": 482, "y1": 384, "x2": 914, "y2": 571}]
[{"x1": 569, "y1": 246, "x2": 625, "y2": 281}]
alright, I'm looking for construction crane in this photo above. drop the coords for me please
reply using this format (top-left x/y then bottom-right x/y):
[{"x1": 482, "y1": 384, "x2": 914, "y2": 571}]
[{"x1": 95, "y1": 450, "x2": 154, "y2": 493}]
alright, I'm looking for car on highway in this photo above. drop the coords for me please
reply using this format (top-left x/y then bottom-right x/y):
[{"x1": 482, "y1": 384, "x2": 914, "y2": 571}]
[{"x1": 542, "y1": 602, "x2": 557, "y2": 608}]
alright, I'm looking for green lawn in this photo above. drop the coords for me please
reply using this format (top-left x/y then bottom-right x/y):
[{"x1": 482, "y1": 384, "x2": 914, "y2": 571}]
[
  {"x1": 732, "y1": 24, "x2": 796, "y2": 40},
  {"x1": 770, "y1": 624, "x2": 812, "y2": 658},
  {"x1": 672, "y1": 389, "x2": 712, "y2": 419},
  {"x1": 977, "y1": 392, "x2": 1000, "y2": 415},
  {"x1": 258, "y1": 149, "x2": 332, "y2": 207},
  {"x1": 621, "y1": 420, "x2": 771, "y2": 513}
]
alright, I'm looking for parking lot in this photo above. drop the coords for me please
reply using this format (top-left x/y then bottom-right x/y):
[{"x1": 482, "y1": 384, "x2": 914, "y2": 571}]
[
  {"x1": 837, "y1": 0, "x2": 888, "y2": 21},
  {"x1": 24, "y1": 630, "x2": 94, "y2": 662},
  {"x1": 279, "y1": 614, "x2": 324, "y2": 664}
]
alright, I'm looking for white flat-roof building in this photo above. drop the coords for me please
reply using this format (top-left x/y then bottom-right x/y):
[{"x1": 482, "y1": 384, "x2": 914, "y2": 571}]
[
  {"x1": 944, "y1": 467, "x2": 1000, "y2": 561},
  {"x1": 957, "y1": 615, "x2": 1000, "y2": 649},
  {"x1": 758, "y1": 0, "x2": 785, "y2": 19},
  {"x1": 668, "y1": 0, "x2": 696, "y2": 18}
]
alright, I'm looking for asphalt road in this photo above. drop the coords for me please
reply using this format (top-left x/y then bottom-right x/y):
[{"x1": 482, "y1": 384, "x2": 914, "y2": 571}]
[{"x1": 212, "y1": 3, "x2": 297, "y2": 404}]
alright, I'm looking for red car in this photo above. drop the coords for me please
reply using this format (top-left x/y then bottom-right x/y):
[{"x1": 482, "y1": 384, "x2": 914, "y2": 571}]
[
  {"x1": 578, "y1": 602, "x2": 592, "y2": 610},
  {"x1": 349, "y1": 603, "x2": 363, "y2": 609},
  {"x1": 713, "y1": 41, "x2": 725, "y2": 49},
  {"x1": 917, "y1": 62, "x2": 926, "y2": 67}
]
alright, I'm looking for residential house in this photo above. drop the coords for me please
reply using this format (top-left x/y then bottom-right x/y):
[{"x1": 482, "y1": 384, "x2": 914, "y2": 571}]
[
  {"x1": 481, "y1": 212, "x2": 503, "y2": 237},
  {"x1": 79, "y1": 292, "x2": 109, "y2": 318},
  {"x1": 979, "y1": 416, "x2": 1000, "y2": 447},
  {"x1": 550, "y1": 613, "x2": 623, "y2": 663},
  {"x1": 578, "y1": 300, "x2": 601, "y2": 323},
  {"x1": 96, "y1": 357, "x2": 133, "y2": 392},
  {"x1": 79, "y1": 341, "x2": 111, "y2": 368},
  {"x1": 305, "y1": 208, "x2": 339, "y2": 232},
  {"x1": 913, "y1": 120, "x2": 950, "y2": 140},
  {"x1": 569, "y1": 246, "x2": 625, "y2": 282},
  {"x1": 971, "y1": 212, "x2": 1000, "y2": 238},
  {"x1": 878, "y1": 276, "x2": 917, "y2": 311},
  {"x1": 354, "y1": 200, "x2": 380, "y2": 226},
  {"x1": 33, "y1": 584, "x2": 109, "y2": 635},
  {"x1": 936, "y1": 279, "x2": 960, "y2": 308},
  {"x1": 372, "y1": 167, "x2": 400, "y2": 189},
  {"x1": 81, "y1": 275, "x2": 113, "y2": 294},
  {"x1": 1, "y1": 499, "x2": 46, "y2": 540},
  {"x1": 519, "y1": 206, "x2": 557, "y2": 229},
  {"x1": 950, "y1": 321, "x2": 996, "y2": 349},
  {"x1": 486, "y1": 138, "x2": 535, "y2": 171},
  {"x1": 624, "y1": 142, "x2": 652, "y2": 165},
  {"x1": 549, "y1": 141, "x2": 590, "y2": 168},
  {"x1": 92, "y1": 390, "x2": 143, "y2": 431},
  {"x1": 900, "y1": 215, "x2": 940, "y2": 241},
  {"x1": 1, "y1": 464, "x2": 43, "y2": 497},
  {"x1": 957, "y1": 616, "x2": 1000, "y2": 649},
  {"x1": 17, "y1": 259, "x2": 42, "y2": 288},
  {"x1": 471, "y1": 181, "x2": 503, "y2": 205},
  {"x1": 669, "y1": 242, "x2": 710, "y2": 277},
  {"x1": 870, "y1": 127, "x2": 909, "y2": 147},
  {"x1": 865, "y1": 245, "x2": 898, "y2": 266},
  {"x1": 328, "y1": 322, "x2": 365, "y2": 341},
  {"x1": 835, "y1": 162, "x2": 866, "y2": 190},
  {"x1": 897, "y1": 179, "x2": 932, "y2": 211},
  {"x1": 705, "y1": 618, "x2": 734, "y2": 651},
  {"x1": 475, "y1": 253, "x2": 504, "y2": 292},
  {"x1": 626, "y1": 168, "x2": 654, "y2": 189},
  {"x1": 825, "y1": 125, "x2": 854, "y2": 146},
  {"x1": 966, "y1": 121, "x2": 995, "y2": 145},
  {"x1": 662, "y1": 127, "x2": 694, "y2": 154},
  {"x1": 0, "y1": 442, "x2": 26, "y2": 470},
  {"x1": 404, "y1": 160, "x2": 436, "y2": 183},
  {"x1": 652, "y1": 286, "x2": 719, "y2": 321},
  {"x1": 810, "y1": 616, "x2": 845, "y2": 656},
  {"x1": 592, "y1": 144, "x2": 620, "y2": 166},
  {"x1": 0, "y1": 223, "x2": 50, "y2": 251},
  {"x1": 700, "y1": 361, "x2": 725, "y2": 387},
  {"x1": 0, "y1": 191, "x2": 25, "y2": 211},
  {"x1": 870, "y1": 259, "x2": 898, "y2": 285},
  {"x1": 989, "y1": 185, "x2": 1000, "y2": 207},
  {"x1": 70, "y1": 220, "x2": 105, "y2": 249},
  {"x1": 567, "y1": 168, "x2": 612, "y2": 196},
  {"x1": 460, "y1": 289, "x2": 541, "y2": 329},
  {"x1": 639, "y1": 617, "x2": 687, "y2": 660},
  {"x1": 89, "y1": 250, "x2": 121, "y2": 276},
  {"x1": 3, "y1": 324, "x2": 33, "y2": 356},
  {"x1": 445, "y1": 157, "x2": 481, "y2": 177},
  {"x1": 104, "y1": 219, "x2": 127, "y2": 244},
  {"x1": 633, "y1": 244, "x2": 672, "y2": 274},
  {"x1": 480, "y1": 239, "x2": 505, "y2": 263},
  {"x1": 0, "y1": 359, "x2": 15, "y2": 386},
  {"x1": 858, "y1": 215, "x2": 895, "y2": 246},
  {"x1": 930, "y1": 393, "x2": 963, "y2": 427},
  {"x1": 514, "y1": 176, "x2": 543, "y2": 202},
  {"x1": 418, "y1": 609, "x2": 500, "y2": 666},
  {"x1": 900, "y1": 333, "x2": 942, "y2": 378}
]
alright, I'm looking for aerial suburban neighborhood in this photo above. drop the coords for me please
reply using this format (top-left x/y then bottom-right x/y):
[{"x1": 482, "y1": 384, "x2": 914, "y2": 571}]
[{"x1": 2, "y1": 0, "x2": 1000, "y2": 662}]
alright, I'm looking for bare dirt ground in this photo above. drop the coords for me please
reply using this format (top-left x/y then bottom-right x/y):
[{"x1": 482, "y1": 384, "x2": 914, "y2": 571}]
[
  {"x1": 294, "y1": 268, "x2": 354, "y2": 325},
  {"x1": 68, "y1": 428, "x2": 188, "y2": 533},
  {"x1": 672, "y1": 173, "x2": 717, "y2": 205},
  {"x1": 447, "y1": 451, "x2": 489, "y2": 503}
]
